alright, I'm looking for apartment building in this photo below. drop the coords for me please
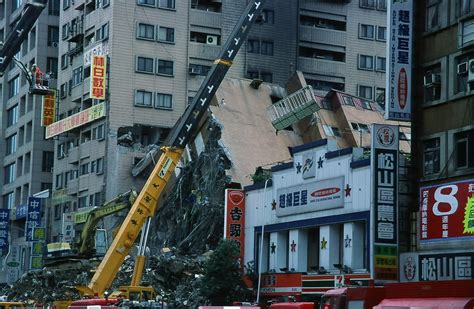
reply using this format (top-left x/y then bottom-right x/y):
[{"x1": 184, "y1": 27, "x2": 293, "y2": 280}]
[
  {"x1": 404, "y1": 0, "x2": 474, "y2": 282},
  {"x1": 0, "y1": 0, "x2": 59, "y2": 282}
]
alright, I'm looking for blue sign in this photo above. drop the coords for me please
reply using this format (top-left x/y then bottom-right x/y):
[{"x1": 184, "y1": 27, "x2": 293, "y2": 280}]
[
  {"x1": 25, "y1": 197, "x2": 42, "y2": 241},
  {"x1": 15, "y1": 204, "x2": 28, "y2": 219},
  {"x1": 0, "y1": 209, "x2": 10, "y2": 256}
]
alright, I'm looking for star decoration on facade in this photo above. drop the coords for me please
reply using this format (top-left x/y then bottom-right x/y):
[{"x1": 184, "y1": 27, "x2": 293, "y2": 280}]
[
  {"x1": 345, "y1": 184, "x2": 352, "y2": 197},
  {"x1": 321, "y1": 237, "x2": 327, "y2": 249},
  {"x1": 271, "y1": 199, "x2": 277, "y2": 210},
  {"x1": 344, "y1": 234, "x2": 352, "y2": 248},
  {"x1": 317, "y1": 156, "x2": 324, "y2": 169},
  {"x1": 296, "y1": 162, "x2": 302, "y2": 174},
  {"x1": 290, "y1": 240, "x2": 297, "y2": 252},
  {"x1": 270, "y1": 242, "x2": 276, "y2": 254}
]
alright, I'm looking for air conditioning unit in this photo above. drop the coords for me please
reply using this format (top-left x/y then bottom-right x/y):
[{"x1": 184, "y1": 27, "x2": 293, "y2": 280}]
[
  {"x1": 468, "y1": 59, "x2": 474, "y2": 83},
  {"x1": 188, "y1": 66, "x2": 201, "y2": 75},
  {"x1": 423, "y1": 73, "x2": 440, "y2": 87},
  {"x1": 206, "y1": 35, "x2": 218, "y2": 45},
  {"x1": 457, "y1": 62, "x2": 468, "y2": 75},
  {"x1": 51, "y1": 41, "x2": 59, "y2": 48}
]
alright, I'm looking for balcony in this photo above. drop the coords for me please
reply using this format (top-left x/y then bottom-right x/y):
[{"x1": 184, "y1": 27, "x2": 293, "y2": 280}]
[
  {"x1": 266, "y1": 85, "x2": 320, "y2": 131},
  {"x1": 67, "y1": 18, "x2": 84, "y2": 43},
  {"x1": 299, "y1": 26, "x2": 346, "y2": 47},
  {"x1": 298, "y1": 57, "x2": 346, "y2": 77},
  {"x1": 189, "y1": 9, "x2": 222, "y2": 29}
]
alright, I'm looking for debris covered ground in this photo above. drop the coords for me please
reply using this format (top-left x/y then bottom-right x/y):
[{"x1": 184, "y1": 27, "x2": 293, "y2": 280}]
[{"x1": 0, "y1": 118, "x2": 239, "y2": 308}]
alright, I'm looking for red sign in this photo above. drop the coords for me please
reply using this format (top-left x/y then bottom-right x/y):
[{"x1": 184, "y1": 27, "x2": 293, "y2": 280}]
[
  {"x1": 90, "y1": 55, "x2": 107, "y2": 100},
  {"x1": 41, "y1": 90, "x2": 56, "y2": 126},
  {"x1": 311, "y1": 187, "x2": 341, "y2": 197},
  {"x1": 261, "y1": 273, "x2": 302, "y2": 296},
  {"x1": 224, "y1": 189, "x2": 245, "y2": 267},
  {"x1": 420, "y1": 179, "x2": 474, "y2": 241}
]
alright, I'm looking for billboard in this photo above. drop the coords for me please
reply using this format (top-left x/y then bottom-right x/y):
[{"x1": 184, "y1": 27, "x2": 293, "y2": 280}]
[
  {"x1": 45, "y1": 102, "x2": 106, "y2": 139},
  {"x1": 371, "y1": 124, "x2": 399, "y2": 281},
  {"x1": 41, "y1": 89, "x2": 56, "y2": 126},
  {"x1": 84, "y1": 42, "x2": 109, "y2": 66},
  {"x1": 385, "y1": 0, "x2": 413, "y2": 121},
  {"x1": 224, "y1": 189, "x2": 245, "y2": 267},
  {"x1": 276, "y1": 177, "x2": 345, "y2": 217},
  {"x1": 420, "y1": 178, "x2": 474, "y2": 241},
  {"x1": 90, "y1": 55, "x2": 107, "y2": 100}
]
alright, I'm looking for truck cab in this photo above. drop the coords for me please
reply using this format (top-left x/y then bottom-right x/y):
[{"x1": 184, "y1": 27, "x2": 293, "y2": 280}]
[{"x1": 319, "y1": 286, "x2": 385, "y2": 309}]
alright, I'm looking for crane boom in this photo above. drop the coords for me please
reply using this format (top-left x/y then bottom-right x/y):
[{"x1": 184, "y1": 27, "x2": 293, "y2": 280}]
[
  {"x1": 77, "y1": 0, "x2": 266, "y2": 297},
  {"x1": 0, "y1": 0, "x2": 48, "y2": 74}
]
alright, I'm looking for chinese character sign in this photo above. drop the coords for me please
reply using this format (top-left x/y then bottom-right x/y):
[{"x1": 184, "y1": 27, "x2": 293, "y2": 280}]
[
  {"x1": 371, "y1": 124, "x2": 399, "y2": 281},
  {"x1": 90, "y1": 55, "x2": 107, "y2": 100},
  {"x1": 385, "y1": 0, "x2": 413, "y2": 121},
  {"x1": 41, "y1": 90, "x2": 56, "y2": 126},
  {"x1": 26, "y1": 197, "x2": 42, "y2": 241},
  {"x1": 224, "y1": 189, "x2": 245, "y2": 267},
  {"x1": 420, "y1": 179, "x2": 474, "y2": 241},
  {"x1": 0, "y1": 209, "x2": 10, "y2": 256},
  {"x1": 62, "y1": 213, "x2": 75, "y2": 242}
]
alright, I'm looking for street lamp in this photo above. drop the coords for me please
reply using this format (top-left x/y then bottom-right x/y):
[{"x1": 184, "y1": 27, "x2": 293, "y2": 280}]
[{"x1": 256, "y1": 178, "x2": 270, "y2": 304}]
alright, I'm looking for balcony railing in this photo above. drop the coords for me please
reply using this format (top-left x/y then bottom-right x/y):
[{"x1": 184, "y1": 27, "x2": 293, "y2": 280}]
[{"x1": 266, "y1": 85, "x2": 320, "y2": 131}]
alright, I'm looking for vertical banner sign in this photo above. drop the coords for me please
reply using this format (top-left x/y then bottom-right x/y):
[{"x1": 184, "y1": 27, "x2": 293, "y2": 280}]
[
  {"x1": 385, "y1": 0, "x2": 413, "y2": 121},
  {"x1": 26, "y1": 197, "x2": 42, "y2": 241},
  {"x1": 30, "y1": 227, "x2": 46, "y2": 270},
  {"x1": 371, "y1": 124, "x2": 399, "y2": 281},
  {"x1": 41, "y1": 89, "x2": 56, "y2": 126},
  {"x1": 62, "y1": 213, "x2": 75, "y2": 242},
  {"x1": 224, "y1": 189, "x2": 245, "y2": 268},
  {"x1": 420, "y1": 179, "x2": 474, "y2": 241},
  {"x1": 90, "y1": 55, "x2": 107, "y2": 100},
  {"x1": 0, "y1": 209, "x2": 10, "y2": 256},
  {"x1": 6, "y1": 245, "x2": 20, "y2": 283}
]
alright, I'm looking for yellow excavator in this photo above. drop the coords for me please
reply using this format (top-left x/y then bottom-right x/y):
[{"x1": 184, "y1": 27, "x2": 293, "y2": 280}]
[{"x1": 66, "y1": 0, "x2": 267, "y2": 307}]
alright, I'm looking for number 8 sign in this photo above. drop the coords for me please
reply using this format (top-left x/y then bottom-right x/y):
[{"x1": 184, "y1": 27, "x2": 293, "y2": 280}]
[{"x1": 420, "y1": 179, "x2": 474, "y2": 241}]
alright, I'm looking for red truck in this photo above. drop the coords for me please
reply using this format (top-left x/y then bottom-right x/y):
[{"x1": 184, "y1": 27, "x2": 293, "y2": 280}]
[{"x1": 320, "y1": 279, "x2": 474, "y2": 309}]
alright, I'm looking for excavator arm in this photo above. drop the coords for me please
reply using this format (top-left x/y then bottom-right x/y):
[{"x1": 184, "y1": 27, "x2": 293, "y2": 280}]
[
  {"x1": 77, "y1": 190, "x2": 138, "y2": 257},
  {"x1": 77, "y1": 0, "x2": 266, "y2": 297},
  {"x1": 0, "y1": 0, "x2": 47, "y2": 75}
]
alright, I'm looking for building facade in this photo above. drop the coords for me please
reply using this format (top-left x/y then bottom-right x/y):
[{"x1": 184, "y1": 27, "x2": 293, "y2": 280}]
[
  {"x1": 406, "y1": 0, "x2": 474, "y2": 282},
  {"x1": 0, "y1": 0, "x2": 60, "y2": 282}
]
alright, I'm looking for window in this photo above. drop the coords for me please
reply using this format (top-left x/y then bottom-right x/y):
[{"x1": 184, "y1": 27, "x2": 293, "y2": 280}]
[
  {"x1": 455, "y1": 129, "x2": 474, "y2": 169},
  {"x1": 155, "y1": 93, "x2": 172, "y2": 109},
  {"x1": 60, "y1": 83, "x2": 67, "y2": 98},
  {"x1": 376, "y1": 57, "x2": 386, "y2": 72},
  {"x1": 424, "y1": 65, "x2": 441, "y2": 102},
  {"x1": 359, "y1": 24, "x2": 374, "y2": 39},
  {"x1": 94, "y1": 124, "x2": 105, "y2": 140},
  {"x1": 103, "y1": 0, "x2": 110, "y2": 7},
  {"x1": 358, "y1": 55, "x2": 374, "y2": 70},
  {"x1": 6, "y1": 134, "x2": 17, "y2": 155},
  {"x1": 47, "y1": 57, "x2": 59, "y2": 74},
  {"x1": 158, "y1": 26, "x2": 175, "y2": 42},
  {"x1": 78, "y1": 196, "x2": 88, "y2": 208},
  {"x1": 137, "y1": 0, "x2": 156, "y2": 6},
  {"x1": 136, "y1": 56, "x2": 154, "y2": 74},
  {"x1": 72, "y1": 66, "x2": 83, "y2": 87},
  {"x1": 42, "y1": 152, "x2": 54, "y2": 172},
  {"x1": 360, "y1": 0, "x2": 376, "y2": 9},
  {"x1": 80, "y1": 162, "x2": 90, "y2": 176},
  {"x1": 426, "y1": 0, "x2": 440, "y2": 31},
  {"x1": 188, "y1": 64, "x2": 211, "y2": 76},
  {"x1": 96, "y1": 157, "x2": 104, "y2": 174},
  {"x1": 377, "y1": 0, "x2": 387, "y2": 10},
  {"x1": 261, "y1": 41, "x2": 274, "y2": 56},
  {"x1": 456, "y1": 0, "x2": 474, "y2": 17},
  {"x1": 376, "y1": 26, "x2": 386, "y2": 41},
  {"x1": 3, "y1": 192, "x2": 14, "y2": 209},
  {"x1": 342, "y1": 96, "x2": 354, "y2": 106},
  {"x1": 306, "y1": 79, "x2": 345, "y2": 92},
  {"x1": 49, "y1": 0, "x2": 60, "y2": 15},
  {"x1": 261, "y1": 72, "x2": 273, "y2": 83},
  {"x1": 158, "y1": 0, "x2": 175, "y2": 9},
  {"x1": 322, "y1": 125, "x2": 341, "y2": 137},
  {"x1": 358, "y1": 85, "x2": 373, "y2": 99},
  {"x1": 101, "y1": 23, "x2": 109, "y2": 40},
  {"x1": 7, "y1": 105, "x2": 19, "y2": 127},
  {"x1": 48, "y1": 26, "x2": 59, "y2": 45},
  {"x1": 247, "y1": 39, "x2": 260, "y2": 54},
  {"x1": 361, "y1": 100, "x2": 372, "y2": 110},
  {"x1": 375, "y1": 87, "x2": 385, "y2": 104},
  {"x1": 137, "y1": 23, "x2": 155, "y2": 40},
  {"x1": 157, "y1": 59, "x2": 174, "y2": 75},
  {"x1": 12, "y1": 0, "x2": 21, "y2": 12},
  {"x1": 62, "y1": 23, "x2": 69, "y2": 40},
  {"x1": 63, "y1": 0, "x2": 70, "y2": 10},
  {"x1": 261, "y1": 10, "x2": 274, "y2": 24},
  {"x1": 423, "y1": 138, "x2": 440, "y2": 175},
  {"x1": 4, "y1": 163, "x2": 16, "y2": 184},
  {"x1": 9, "y1": 75, "x2": 20, "y2": 98},
  {"x1": 135, "y1": 90, "x2": 153, "y2": 107}
]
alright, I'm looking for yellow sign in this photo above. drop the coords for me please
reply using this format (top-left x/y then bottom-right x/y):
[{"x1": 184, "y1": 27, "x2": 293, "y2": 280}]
[
  {"x1": 74, "y1": 210, "x2": 90, "y2": 224},
  {"x1": 45, "y1": 102, "x2": 106, "y2": 139},
  {"x1": 90, "y1": 55, "x2": 107, "y2": 100},
  {"x1": 33, "y1": 227, "x2": 46, "y2": 240},
  {"x1": 41, "y1": 90, "x2": 56, "y2": 126},
  {"x1": 463, "y1": 197, "x2": 474, "y2": 234},
  {"x1": 30, "y1": 256, "x2": 43, "y2": 269},
  {"x1": 31, "y1": 242, "x2": 44, "y2": 255}
]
